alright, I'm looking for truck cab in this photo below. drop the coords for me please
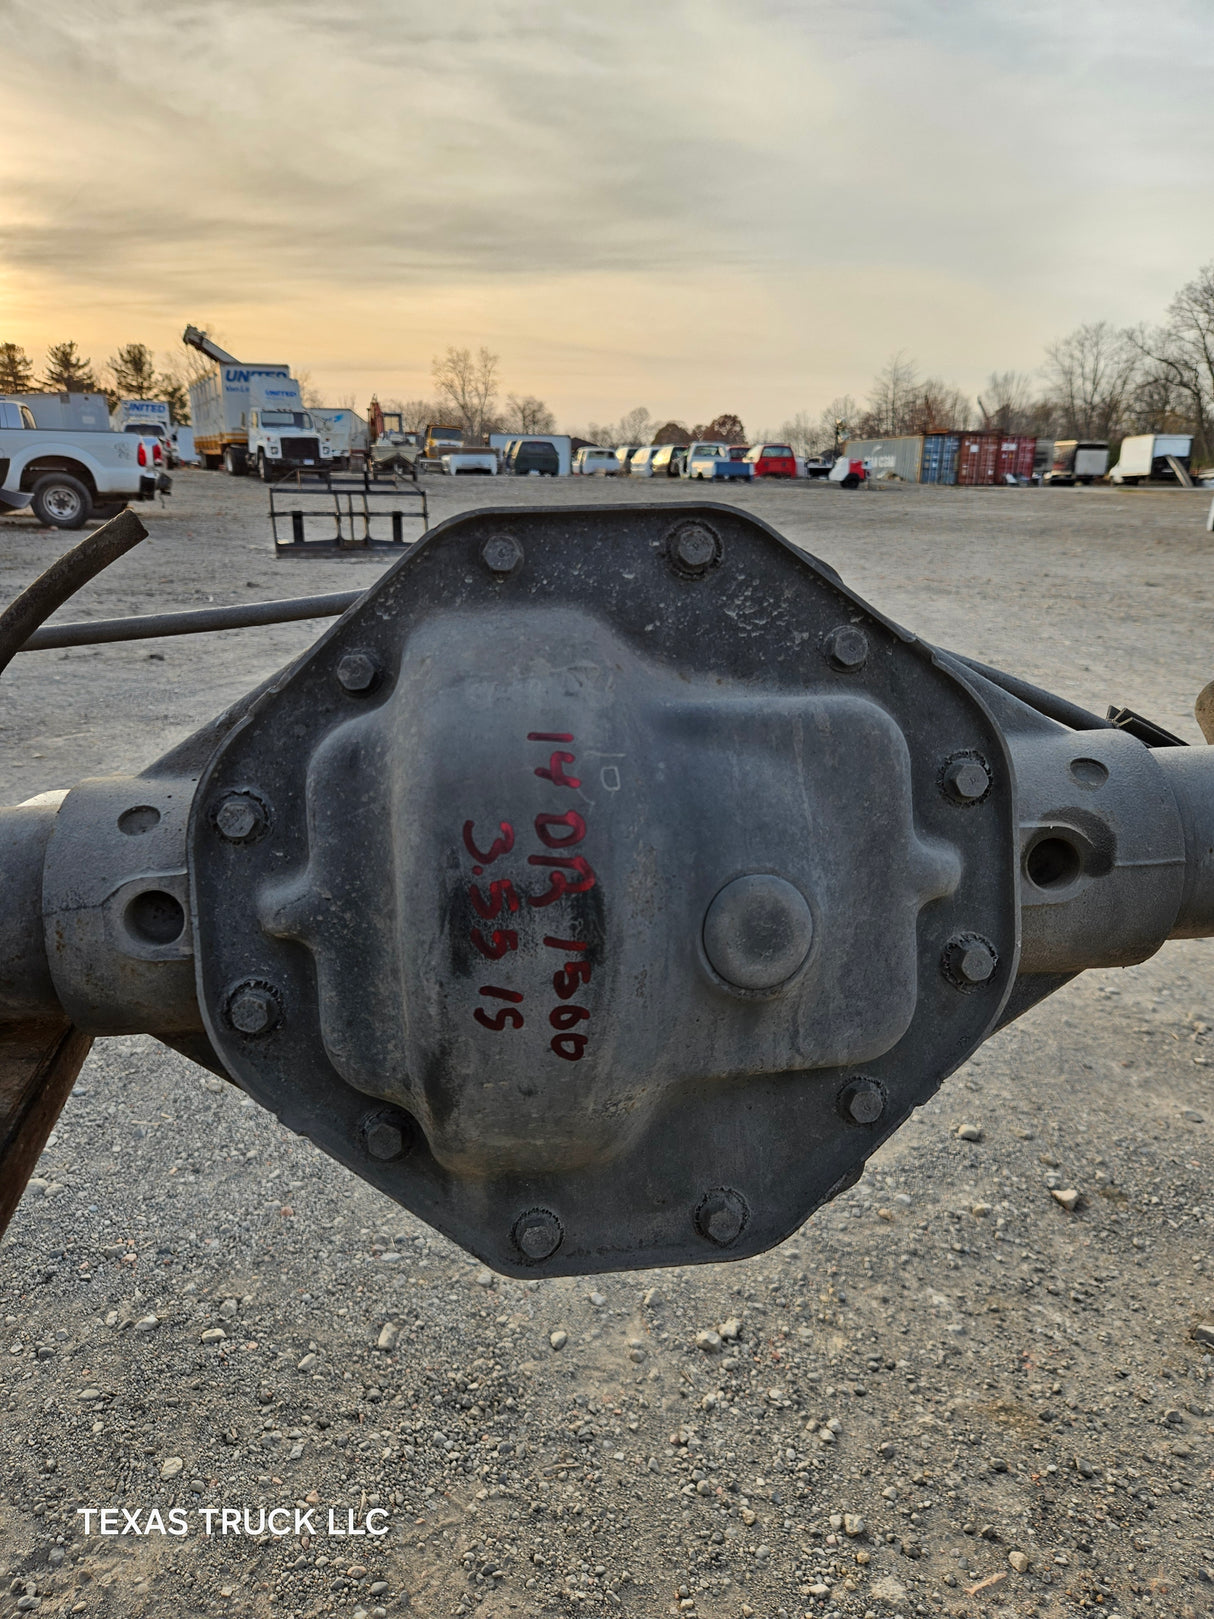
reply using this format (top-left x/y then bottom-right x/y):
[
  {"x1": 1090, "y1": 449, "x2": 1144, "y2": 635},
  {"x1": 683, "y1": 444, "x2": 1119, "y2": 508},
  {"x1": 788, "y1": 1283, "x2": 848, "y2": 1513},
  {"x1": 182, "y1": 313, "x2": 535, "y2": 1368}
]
[
  {"x1": 423, "y1": 424, "x2": 465, "y2": 463},
  {"x1": 246, "y1": 380, "x2": 334, "y2": 482}
]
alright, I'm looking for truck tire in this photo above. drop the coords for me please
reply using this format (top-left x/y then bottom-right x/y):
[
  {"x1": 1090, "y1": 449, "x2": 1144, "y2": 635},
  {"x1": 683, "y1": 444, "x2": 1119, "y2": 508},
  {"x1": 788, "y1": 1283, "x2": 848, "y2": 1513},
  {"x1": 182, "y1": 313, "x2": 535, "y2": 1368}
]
[
  {"x1": 257, "y1": 451, "x2": 271, "y2": 482},
  {"x1": 31, "y1": 473, "x2": 92, "y2": 530},
  {"x1": 223, "y1": 446, "x2": 247, "y2": 476}
]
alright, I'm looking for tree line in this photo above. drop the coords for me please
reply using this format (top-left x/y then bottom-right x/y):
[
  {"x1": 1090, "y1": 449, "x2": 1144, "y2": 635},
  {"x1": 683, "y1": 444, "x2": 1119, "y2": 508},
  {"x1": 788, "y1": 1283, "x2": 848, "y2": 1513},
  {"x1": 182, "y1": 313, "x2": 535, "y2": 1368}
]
[{"x1": 0, "y1": 338, "x2": 192, "y2": 422}]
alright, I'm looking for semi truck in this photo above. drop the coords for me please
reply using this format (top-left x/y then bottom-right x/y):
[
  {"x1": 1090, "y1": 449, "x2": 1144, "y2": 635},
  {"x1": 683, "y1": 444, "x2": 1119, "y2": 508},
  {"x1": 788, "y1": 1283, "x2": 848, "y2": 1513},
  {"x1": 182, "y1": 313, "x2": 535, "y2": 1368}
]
[{"x1": 182, "y1": 327, "x2": 334, "y2": 478}]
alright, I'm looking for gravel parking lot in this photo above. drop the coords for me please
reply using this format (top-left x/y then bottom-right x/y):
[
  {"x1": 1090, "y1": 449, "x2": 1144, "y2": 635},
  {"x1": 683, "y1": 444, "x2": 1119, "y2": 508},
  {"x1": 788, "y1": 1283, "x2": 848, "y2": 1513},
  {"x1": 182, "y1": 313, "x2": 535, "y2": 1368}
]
[{"x1": 1, "y1": 471, "x2": 1213, "y2": 1619}]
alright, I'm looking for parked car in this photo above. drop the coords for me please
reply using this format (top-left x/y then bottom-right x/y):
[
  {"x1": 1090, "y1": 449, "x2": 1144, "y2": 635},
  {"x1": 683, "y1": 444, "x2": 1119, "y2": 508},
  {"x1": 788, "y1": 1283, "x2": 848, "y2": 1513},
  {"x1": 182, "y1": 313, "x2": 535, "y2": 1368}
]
[
  {"x1": 649, "y1": 444, "x2": 687, "y2": 478},
  {"x1": 683, "y1": 441, "x2": 730, "y2": 479},
  {"x1": 828, "y1": 457, "x2": 867, "y2": 490},
  {"x1": 628, "y1": 446, "x2": 661, "y2": 478},
  {"x1": 615, "y1": 445, "x2": 640, "y2": 474},
  {"x1": 441, "y1": 449, "x2": 497, "y2": 475},
  {"x1": 508, "y1": 439, "x2": 560, "y2": 476},
  {"x1": 745, "y1": 443, "x2": 797, "y2": 478},
  {"x1": 573, "y1": 446, "x2": 621, "y2": 476}
]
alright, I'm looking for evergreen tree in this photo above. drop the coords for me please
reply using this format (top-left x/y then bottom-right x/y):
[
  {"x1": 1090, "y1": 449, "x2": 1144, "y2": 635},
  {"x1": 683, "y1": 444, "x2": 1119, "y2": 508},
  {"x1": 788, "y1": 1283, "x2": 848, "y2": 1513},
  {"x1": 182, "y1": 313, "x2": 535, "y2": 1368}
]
[
  {"x1": 0, "y1": 342, "x2": 35, "y2": 393},
  {"x1": 41, "y1": 340, "x2": 97, "y2": 393},
  {"x1": 108, "y1": 342, "x2": 158, "y2": 400}
]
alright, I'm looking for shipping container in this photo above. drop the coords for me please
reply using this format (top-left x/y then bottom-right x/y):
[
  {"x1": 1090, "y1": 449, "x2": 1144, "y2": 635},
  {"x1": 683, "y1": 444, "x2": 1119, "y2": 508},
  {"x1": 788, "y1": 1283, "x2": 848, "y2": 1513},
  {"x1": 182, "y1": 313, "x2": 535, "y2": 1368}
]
[
  {"x1": 920, "y1": 433, "x2": 960, "y2": 485},
  {"x1": 995, "y1": 435, "x2": 1036, "y2": 482},
  {"x1": 841, "y1": 436, "x2": 923, "y2": 482},
  {"x1": 956, "y1": 432, "x2": 1000, "y2": 486}
]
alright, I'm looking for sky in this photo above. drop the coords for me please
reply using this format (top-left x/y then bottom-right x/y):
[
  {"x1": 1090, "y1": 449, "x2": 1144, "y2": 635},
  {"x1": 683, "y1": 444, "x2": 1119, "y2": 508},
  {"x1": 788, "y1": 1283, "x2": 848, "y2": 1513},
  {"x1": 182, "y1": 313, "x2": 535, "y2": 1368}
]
[{"x1": 1, "y1": 0, "x2": 1212, "y2": 431}]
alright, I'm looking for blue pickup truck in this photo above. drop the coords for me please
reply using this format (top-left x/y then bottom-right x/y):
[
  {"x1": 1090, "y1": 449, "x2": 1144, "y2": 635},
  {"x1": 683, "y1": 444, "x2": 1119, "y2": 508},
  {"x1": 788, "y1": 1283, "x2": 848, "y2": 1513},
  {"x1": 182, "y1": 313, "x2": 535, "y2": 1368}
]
[{"x1": 684, "y1": 442, "x2": 753, "y2": 481}]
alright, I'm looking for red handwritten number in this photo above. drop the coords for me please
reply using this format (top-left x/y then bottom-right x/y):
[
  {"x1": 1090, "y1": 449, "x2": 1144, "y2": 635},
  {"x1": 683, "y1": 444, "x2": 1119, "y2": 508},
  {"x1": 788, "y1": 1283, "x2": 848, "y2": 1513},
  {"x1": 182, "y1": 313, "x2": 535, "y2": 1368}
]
[
  {"x1": 478, "y1": 985, "x2": 524, "y2": 1002},
  {"x1": 535, "y1": 811, "x2": 586, "y2": 848},
  {"x1": 475, "y1": 1005, "x2": 524, "y2": 1032},
  {"x1": 551, "y1": 1033, "x2": 588, "y2": 1061},
  {"x1": 527, "y1": 732, "x2": 574, "y2": 743},
  {"x1": 526, "y1": 855, "x2": 596, "y2": 906},
  {"x1": 553, "y1": 960, "x2": 591, "y2": 999},
  {"x1": 543, "y1": 936, "x2": 588, "y2": 953},
  {"x1": 549, "y1": 1004, "x2": 589, "y2": 1032},
  {"x1": 535, "y1": 752, "x2": 581, "y2": 789},
  {"x1": 471, "y1": 928, "x2": 519, "y2": 960},
  {"x1": 462, "y1": 820, "x2": 514, "y2": 864},
  {"x1": 469, "y1": 879, "x2": 521, "y2": 919}
]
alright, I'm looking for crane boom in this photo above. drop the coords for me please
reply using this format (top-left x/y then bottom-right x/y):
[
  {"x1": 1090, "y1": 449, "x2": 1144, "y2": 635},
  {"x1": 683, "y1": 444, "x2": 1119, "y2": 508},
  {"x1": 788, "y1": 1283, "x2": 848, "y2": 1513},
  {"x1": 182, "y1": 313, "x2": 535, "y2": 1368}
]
[{"x1": 182, "y1": 325, "x2": 240, "y2": 365}]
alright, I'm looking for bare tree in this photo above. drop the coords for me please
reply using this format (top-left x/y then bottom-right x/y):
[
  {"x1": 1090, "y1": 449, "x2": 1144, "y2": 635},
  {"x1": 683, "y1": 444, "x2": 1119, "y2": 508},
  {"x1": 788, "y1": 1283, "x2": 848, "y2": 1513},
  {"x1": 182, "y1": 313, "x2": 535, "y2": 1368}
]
[
  {"x1": 1125, "y1": 267, "x2": 1214, "y2": 459},
  {"x1": 815, "y1": 396, "x2": 858, "y2": 456},
  {"x1": 387, "y1": 399, "x2": 442, "y2": 433},
  {"x1": 432, "y1": 346, "x2": 500, "y2": 442},
  {"x1": 503, "y1": 394, "x2": 556, "y2": 433},
  {"x1": 858, "y1": 352, "x2": 921, "y2": 436},
  {"x1": 650, "y1": 420, "x2": 691, "y2": 444},
  {"x1": 774, "y1": 411, "x2": 815, "y2": 456},
  {"x1": 975, "y1": 371, "x2": 1034, "y2": 434},
  {"x1": 1043, "y1": 322, "x2": 1138, "y2": 440},
  {"x1": 616, "y1": 406, "x2": 652, "y2": 444}
]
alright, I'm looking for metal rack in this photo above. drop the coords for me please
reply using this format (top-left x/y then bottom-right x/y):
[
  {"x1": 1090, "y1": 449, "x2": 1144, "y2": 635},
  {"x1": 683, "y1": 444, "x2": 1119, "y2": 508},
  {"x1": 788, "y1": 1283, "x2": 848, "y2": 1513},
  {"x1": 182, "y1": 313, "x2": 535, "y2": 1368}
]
[{"x1": 269, "y1": 468, "x2": 429, "y2": 557}]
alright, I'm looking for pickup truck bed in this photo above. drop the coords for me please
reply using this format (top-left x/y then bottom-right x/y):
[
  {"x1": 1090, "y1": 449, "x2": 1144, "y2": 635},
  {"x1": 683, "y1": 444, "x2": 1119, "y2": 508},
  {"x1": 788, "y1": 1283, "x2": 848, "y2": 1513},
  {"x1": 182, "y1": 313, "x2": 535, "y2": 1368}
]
[{"x1": 0, "y1": 406, "x2": 169, "y2": 528}]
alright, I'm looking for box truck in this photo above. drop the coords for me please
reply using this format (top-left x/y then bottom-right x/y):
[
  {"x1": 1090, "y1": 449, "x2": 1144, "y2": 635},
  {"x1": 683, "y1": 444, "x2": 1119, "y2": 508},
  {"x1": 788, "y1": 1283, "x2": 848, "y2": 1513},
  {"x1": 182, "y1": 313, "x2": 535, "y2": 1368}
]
[
  {"x1": 1109, "y1": 434, "x2": 1193, "y2": 486},
  {"x1": 111, "y1": 399, "x2": 174, "y2": 464},
  {"x1": 1044, "y1": 441, "x2": 1109, "y2": 485},
  {"x1": 182, "y1": 326, "x2": 333, "y2": 478}
]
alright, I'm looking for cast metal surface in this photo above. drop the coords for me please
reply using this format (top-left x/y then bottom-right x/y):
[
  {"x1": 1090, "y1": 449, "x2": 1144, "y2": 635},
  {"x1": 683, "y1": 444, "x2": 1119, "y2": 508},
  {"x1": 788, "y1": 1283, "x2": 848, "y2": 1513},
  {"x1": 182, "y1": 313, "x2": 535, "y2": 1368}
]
[
  {"x1": 3, "y1": 502, "x2": 1214, "y2": 1273},
  {"x1": 188, "y1": 504, "x2": 1019, "y2": 1274}
]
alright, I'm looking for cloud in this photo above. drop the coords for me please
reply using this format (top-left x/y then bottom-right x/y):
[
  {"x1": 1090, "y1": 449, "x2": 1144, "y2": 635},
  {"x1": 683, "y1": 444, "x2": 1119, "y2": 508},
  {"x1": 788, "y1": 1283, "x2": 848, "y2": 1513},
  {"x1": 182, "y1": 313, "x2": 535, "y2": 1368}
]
[{"x1": 0, "y1": 0, "x2": 1212, "y2": 424}]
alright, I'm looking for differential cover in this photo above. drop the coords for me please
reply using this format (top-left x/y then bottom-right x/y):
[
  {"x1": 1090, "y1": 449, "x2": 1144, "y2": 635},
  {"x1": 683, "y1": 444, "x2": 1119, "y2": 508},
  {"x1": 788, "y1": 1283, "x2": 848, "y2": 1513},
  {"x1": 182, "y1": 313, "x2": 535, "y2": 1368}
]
[{"x1": 189, "y1": 505, "x2": 1017, "y2": 1274}]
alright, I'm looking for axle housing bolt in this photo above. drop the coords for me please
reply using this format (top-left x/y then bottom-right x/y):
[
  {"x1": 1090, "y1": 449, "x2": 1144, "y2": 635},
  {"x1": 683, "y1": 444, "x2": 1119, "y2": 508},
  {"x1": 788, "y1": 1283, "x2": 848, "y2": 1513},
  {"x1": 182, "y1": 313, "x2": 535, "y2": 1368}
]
[
  {"x1": 336, "y1": 651, "x2": 378, "y2": 693},
  {"x1": 839, "y1": 1077, "x2": 885, "y2": 1125},
  {"x1": 824, "y1": 624, "x2": 868, "y2": 670},
  {"x1": 226, "y1": 983, "x2": 280, "y2": 1036},
  {"x1": 695, "y1": 1187, "x2": 749, "y2": 1248},
  {"x1": 362, "y1": 1109, "x2": 412, "y2": 1163},
  {"x1": 668, "y1": 520, "x2": 721, "y2": 576},
  {"x1": 513, "y1": 1207, "x2": 563, "y2": 1262},
  {"x1": 214, "y1": 792, "x2": 267, "y2": 843},
  {"x1": 482, "y1": 535, "x2": 522, "y2": 574},
  {"x1": 942, "y1": 932, "x2": 998, "y2": 989},
  {"x1": 942, "y1": 754, "x2": 991, "y2": 803}
]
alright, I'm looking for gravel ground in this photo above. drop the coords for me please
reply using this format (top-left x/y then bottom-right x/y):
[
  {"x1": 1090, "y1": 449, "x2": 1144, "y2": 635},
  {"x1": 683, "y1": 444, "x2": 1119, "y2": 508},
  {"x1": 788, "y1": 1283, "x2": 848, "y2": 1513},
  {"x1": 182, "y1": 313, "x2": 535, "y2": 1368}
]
[{"x1": 1, "y1": 471, "x2": 1213, "y2": 1619}]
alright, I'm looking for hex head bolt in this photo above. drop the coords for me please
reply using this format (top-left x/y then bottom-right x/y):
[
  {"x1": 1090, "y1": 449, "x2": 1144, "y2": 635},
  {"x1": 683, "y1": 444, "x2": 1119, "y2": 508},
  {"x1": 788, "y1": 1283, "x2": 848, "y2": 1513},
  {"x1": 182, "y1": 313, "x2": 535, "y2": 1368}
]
[
  {"x1": 824, "y1": 625, "x2": 868, "y2": 670},
  {"x1": 668, "y1": 521, "x2": 720, "y2": 576},
  {"x1": 942, "y1": 933, "x2": 998, "y2": 990},
  {"x1": 226, "y1": 984, "x2": 280, "y2": 1036},
  {"x1": 482, "y1": 536, "x2": 522, "y2": 575},
  {"x1": 839, "y1": 1077, "x2": 885, "y2": 1125},
  {"x1": 695, "y1": 1187, "x2": 749, "y2": 1248},
  {"x1": 512, "y1": 1208, "x2": 563, "y2": 1262},
  {"x1": 336, "y1": 651, "x2": 379, "y2": 694},
  {"x1": 363, "y1": 1111, "x2": 411, "y2": 1163},
  {"x1": 214, "y1": 792, "x2": 267, "y2": 843},
  {"x1": 942, "y1": 755, "x2": 991, "y2": 804}
]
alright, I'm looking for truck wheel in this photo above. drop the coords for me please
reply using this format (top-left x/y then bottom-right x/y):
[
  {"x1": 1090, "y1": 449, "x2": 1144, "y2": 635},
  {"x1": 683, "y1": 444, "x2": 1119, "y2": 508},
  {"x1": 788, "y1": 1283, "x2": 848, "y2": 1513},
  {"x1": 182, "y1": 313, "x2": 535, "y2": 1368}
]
[
  {"x1": 223, "y1": 446, "x2": 247, "y2": 476},
  {"x1": 31, "y1": 473, "x2": 92, "y2": 530},
  {"x1": 257, "y1": 451, "x2": 269, "y2": 482}
]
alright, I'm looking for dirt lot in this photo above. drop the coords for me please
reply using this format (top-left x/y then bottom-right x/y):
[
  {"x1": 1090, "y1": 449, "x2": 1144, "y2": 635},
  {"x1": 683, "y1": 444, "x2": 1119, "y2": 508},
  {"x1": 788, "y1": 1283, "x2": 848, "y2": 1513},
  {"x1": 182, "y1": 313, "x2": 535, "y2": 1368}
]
[{"x1": 1, "y1": 471, "x2": 1213, "y2": 1619}]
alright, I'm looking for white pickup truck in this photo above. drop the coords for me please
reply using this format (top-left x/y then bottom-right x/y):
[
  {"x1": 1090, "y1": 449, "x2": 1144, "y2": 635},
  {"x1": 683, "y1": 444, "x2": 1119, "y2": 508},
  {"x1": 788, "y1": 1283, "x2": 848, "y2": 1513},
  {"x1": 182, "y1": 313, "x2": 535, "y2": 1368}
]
[{"x1": 0, "y1": 398, "x2": 169, "y2": 528}]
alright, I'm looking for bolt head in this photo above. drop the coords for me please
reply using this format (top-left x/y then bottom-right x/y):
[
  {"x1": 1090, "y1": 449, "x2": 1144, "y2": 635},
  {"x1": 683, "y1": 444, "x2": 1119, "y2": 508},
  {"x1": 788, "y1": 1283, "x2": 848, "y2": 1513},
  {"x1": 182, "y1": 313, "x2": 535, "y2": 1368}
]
[
  {"x1": 840, "y1": 1077, "x2": 885, "y2": 1126},
  {"x1": 227, "y1": 985, "x2": 278, "y2": 1035},
  {"x1": 943, "y1": 755, "x2": 991, "y2": 803},
  {"x1": 214, "y1": 793, "x2": 265, "y2": 842},
  {"x1": 959, "y1": 943, "x2": 996, "y2": 983},
  {"x1": 513, "y1": 1208, "x2": 563, "y2": 1262},
  {"x1": 482, "y1": 535, "x2": 522, "y2": 574},
  {"x1": 364, "y1": 1117, "x2": 406, "y2": 1162},
  {"x1": 943, "y1": 933, "x2": 999, "y2": 990},
  {"x1": 824, "y1": 625, "x2": 869, "y2": 670},
  {"x1": 336, "y1": 651, "x2": 378, "y2": 693},
  {"x1": 669, "y1": 521, "x2": 720, "y2": 575},
  {"x1": 695, "y1": 1187, "x2": 749, "y2": 1248}
]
